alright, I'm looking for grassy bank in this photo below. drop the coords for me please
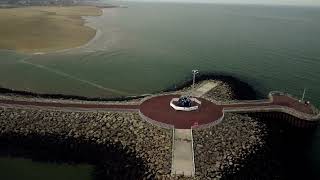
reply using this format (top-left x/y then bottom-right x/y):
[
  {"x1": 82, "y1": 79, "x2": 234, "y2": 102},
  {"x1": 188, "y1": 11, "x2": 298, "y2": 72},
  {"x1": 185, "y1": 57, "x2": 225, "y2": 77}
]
[{"x1": 0, "y1": 6, "x2": 102, "y2": 53}]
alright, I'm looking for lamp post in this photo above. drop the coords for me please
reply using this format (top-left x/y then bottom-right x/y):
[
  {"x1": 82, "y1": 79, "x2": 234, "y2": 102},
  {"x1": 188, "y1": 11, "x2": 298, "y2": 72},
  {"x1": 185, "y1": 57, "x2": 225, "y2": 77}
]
[
  {"x1": 192, "y1": 69, "x2": 199, "y2": 88},
  {"x1": 301, "y1": 88, "x2": 306, "y2": 101}
]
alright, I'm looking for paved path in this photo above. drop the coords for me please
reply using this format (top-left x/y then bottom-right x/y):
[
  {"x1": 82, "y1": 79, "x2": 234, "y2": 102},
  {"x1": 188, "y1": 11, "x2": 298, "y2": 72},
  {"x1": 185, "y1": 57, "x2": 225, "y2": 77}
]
[
  {"x1": 190, "y1": 81, "x2": 218, "y2": 97},
  {"x1": 172, "y1": 129, "x2": 195, "y2": 177},
  {"x1": 139, "y1": 94, "x2": 319, "y2": 129},
  {"x1": 0, "y1": 92, "x2": 319, "y2": 178},
  {"x1": 1, "y1": 92, "x2": 318, "y2": 129},
  {"x1": 0, "y1": 99, "x2": 139, "y2": 111}
]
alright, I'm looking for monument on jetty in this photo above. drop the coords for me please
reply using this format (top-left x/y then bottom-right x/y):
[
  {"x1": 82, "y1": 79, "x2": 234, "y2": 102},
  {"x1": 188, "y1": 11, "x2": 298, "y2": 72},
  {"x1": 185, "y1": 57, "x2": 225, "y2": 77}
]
[
  {"x1": 169, "y1": 69, "x2": 203, "y2": 112},
  {"x1": 170, "y1": 96, "x2": 201, "y2": 112}
]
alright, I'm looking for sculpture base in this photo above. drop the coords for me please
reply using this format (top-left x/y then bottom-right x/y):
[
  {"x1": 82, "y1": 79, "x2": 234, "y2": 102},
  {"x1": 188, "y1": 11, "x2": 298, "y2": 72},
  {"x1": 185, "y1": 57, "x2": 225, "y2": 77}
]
[{"x1": 170, "y1": 97, "x2": 201, "y2": 111}]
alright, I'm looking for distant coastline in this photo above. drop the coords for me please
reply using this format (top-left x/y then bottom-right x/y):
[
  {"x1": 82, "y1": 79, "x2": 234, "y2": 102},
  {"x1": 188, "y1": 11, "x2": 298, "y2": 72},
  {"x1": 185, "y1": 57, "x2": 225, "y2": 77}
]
[{"x1": 0, "y1": 5, "x2": 105, "y2": 54}]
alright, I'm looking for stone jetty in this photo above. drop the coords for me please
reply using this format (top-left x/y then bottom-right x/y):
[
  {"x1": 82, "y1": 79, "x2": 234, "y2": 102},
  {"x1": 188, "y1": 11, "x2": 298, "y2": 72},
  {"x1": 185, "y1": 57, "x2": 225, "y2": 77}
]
[
  {"x1": 0, "y1": 108, "x2": 172, "y2": 179},
  {"x1": 0, "y1": 77, "x2": 317, "y2": 179},
  {"x1": 193, "y1": 113, "x2": 266, "y2": 179},
  {"x1": 192, "y1": 80, "x2": 266, "y2": 179}
]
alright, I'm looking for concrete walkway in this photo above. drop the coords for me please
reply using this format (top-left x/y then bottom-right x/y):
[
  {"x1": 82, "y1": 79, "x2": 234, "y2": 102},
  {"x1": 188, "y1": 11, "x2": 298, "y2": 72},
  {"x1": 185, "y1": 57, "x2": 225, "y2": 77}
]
[
  {"x1": 190, "y1": 81, "x2": 218, "y2": 97},
  {"x1": 172, "y1": 129, "x2": 195, "y2": 177}
]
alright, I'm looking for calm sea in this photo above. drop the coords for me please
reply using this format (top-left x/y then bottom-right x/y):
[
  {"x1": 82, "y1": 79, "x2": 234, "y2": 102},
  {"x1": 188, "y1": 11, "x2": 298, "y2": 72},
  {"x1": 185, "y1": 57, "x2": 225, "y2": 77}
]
[{"x1": 0, "y1": 2, "x2": 319, "y2": 179}]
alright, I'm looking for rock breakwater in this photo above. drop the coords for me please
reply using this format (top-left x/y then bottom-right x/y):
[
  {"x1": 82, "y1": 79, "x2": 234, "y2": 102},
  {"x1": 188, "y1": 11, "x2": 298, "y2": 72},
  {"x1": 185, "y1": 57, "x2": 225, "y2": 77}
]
[
  {"x1": 193, "y1": 78, "x2": 267, "y2": 179},
  {"x1": 0, "y1": 107, "x2": 172, "y2": 179},
  {"x1": 202, "y1": 80, "x2": 234, "y2": 102},
  {"x1": 193, "y1": 113, "x2": 266, "y2": 179}
]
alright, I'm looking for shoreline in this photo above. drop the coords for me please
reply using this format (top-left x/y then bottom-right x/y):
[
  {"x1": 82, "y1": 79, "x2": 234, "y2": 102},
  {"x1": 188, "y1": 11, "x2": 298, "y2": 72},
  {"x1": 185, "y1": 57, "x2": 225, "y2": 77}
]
[
  {"x1": 0, "y1": 5, "x2": 105, "y2": 54},
  {"x1": 51, "y1": 9, "x2": 104, "y2": 54},
  {"x1": 0, "y1": 73, "x2": 260, "y2": 102},
  {"x1": 161, "y1": 72, "x2": 262, "y2": 100},
  {"x1": 32, "y1": 5, "x2": 106, "y2": 55}
]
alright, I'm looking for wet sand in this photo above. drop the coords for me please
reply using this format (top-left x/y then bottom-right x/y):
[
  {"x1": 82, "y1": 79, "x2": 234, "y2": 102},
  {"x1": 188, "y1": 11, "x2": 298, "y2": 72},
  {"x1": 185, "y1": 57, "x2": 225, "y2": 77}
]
[{"x1": 0, "y1": 6, "x2": 102, "y2": 53}]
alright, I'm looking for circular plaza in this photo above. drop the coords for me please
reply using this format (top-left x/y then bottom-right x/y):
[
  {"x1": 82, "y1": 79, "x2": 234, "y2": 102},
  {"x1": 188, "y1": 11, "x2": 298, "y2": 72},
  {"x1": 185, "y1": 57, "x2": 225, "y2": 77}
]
[{"x1": 139, "y1": 94, "x2": 224, "y2": 129}]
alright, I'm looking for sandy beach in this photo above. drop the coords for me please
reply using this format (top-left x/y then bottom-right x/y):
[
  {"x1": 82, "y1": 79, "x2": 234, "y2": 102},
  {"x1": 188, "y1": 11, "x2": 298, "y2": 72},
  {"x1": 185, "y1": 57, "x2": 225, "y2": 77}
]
[{"x1": 0, "y1": 6, "x2": 102, "y2": 53}]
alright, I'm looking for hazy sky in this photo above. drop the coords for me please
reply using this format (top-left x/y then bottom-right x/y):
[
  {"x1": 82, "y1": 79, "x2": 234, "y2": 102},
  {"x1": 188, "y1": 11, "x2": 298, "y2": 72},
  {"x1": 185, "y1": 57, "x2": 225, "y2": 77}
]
[{"x1": 120, "y1": 0, "x2": 320, "y2": 6}]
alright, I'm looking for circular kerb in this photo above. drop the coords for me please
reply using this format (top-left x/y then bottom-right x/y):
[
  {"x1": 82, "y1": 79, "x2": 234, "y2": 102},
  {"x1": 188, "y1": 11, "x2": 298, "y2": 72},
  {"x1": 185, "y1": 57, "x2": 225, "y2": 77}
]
[{"x1": 139, "y1": 94, "x2": 224, "y2": 129}]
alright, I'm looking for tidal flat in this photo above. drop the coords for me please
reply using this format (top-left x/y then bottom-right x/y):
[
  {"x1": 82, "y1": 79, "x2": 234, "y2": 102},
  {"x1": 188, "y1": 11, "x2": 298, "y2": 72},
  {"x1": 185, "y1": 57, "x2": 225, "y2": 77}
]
[{"x1": 0, "y1": 6, "x2": 102, "y2": 53}]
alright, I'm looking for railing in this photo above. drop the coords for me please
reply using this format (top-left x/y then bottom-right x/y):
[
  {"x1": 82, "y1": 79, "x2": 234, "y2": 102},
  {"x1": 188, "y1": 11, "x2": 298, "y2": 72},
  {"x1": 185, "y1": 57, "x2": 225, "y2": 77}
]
[
  {"x1": 269, "y1": 91, "x2": 319, "y2": 116},
  {"x1": 223, "y1": 105, "x2": 320, "y2": 121},
  {"x1": 190, "y1": 128, "x2": 196, "y2": 177},
  {"x1": 219, "y1": 91, "x2": 319, "y2": 121},
  {"x1": 219, "y1": 99, "x2": 270, "y2": 105},
  {"x1": 171, "y1": 128, "x2": 176, "y2": 176}
]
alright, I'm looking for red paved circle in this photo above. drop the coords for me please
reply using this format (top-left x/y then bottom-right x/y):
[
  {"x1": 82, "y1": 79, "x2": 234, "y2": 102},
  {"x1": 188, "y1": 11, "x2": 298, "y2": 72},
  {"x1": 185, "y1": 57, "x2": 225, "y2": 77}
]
[{"x1": 139, "y1": 95, "x2": 223, "y2": 129}]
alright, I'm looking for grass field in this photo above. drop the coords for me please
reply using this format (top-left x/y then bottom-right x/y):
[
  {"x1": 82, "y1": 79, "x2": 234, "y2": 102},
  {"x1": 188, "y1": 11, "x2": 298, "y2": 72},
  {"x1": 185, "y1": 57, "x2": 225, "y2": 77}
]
[{"x1": 0, "y1": 6, "x2": 102, "y2": 53}]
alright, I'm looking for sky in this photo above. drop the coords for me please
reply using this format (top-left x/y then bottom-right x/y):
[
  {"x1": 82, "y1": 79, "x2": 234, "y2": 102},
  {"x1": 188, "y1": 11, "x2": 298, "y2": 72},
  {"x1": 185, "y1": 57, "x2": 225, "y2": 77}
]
[{"x1": 118, "y1": 0, "x2": 320, "y2": 6}]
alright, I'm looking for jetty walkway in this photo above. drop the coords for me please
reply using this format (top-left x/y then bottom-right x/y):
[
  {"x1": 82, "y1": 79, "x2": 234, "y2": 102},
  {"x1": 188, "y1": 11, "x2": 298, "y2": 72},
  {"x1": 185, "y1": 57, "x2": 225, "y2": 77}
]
[
  {"x1": 0, "y1": 91, "x2": 319, "y2": 128},
  {"x1": 0, "y1": 82, "x2": 319, "y2": 177},
  {"x1": 139, "y1": 93, "x2": 319, "y2": 129}
]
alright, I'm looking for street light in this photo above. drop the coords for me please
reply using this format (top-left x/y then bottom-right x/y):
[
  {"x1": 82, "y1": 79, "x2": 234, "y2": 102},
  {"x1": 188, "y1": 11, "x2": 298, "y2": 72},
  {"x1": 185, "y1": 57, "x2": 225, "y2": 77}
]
[
  {"x1": 301, "y1": 88, "x2": 307, "y2": 101},
  {"x1": 192, "y1": 69, "x2": 199, "y2": 88}
]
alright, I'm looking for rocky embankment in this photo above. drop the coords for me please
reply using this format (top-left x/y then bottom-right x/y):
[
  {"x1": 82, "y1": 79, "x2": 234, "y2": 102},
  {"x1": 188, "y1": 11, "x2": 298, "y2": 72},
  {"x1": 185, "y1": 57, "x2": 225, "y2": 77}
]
[
  {"x1": 0, "y1": 108, "x2": 172, "y2": 179},
  {"x1": 193, "y1": 114, "x2": 265, "y2": 179},
  {"x1": 193, "y1": 80, "x2": 267, "y2": 179},
  {"x1": 202, "y1": 80, "x2": 234, "y2": 102}
]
